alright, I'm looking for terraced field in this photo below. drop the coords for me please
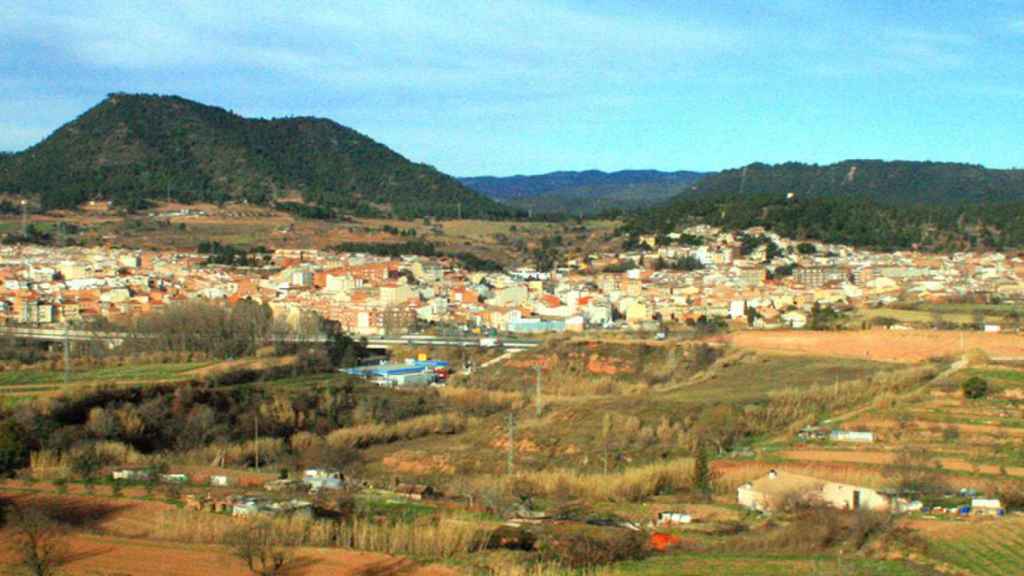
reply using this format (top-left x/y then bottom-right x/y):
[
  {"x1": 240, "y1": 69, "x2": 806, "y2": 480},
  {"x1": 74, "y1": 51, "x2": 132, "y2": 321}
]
[
  {"x1": 609, "y1": 552, "x2": 927, "y2": 575},
  {"x1": 925, "y1": 518, "x2": 1024, "y2": 576}
]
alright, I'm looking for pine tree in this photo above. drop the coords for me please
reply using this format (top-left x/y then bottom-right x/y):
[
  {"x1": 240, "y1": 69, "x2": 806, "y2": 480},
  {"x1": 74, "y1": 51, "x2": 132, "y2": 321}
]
[{"x1": 692, "y1": 439, "x2": 712, "y2": 501}]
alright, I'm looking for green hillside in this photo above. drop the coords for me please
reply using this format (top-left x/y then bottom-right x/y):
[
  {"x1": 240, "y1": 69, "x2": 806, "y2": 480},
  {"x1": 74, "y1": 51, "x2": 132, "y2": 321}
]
[
  {"x1": 690, "y1": 160, "x2": 1024, "y2": 205},
  {"x1": 624, "y1": 160, "x2": 1024, "y2": 250},
  {"x1": 0, "y1": 93, "x2": 509, "y2": 219}
]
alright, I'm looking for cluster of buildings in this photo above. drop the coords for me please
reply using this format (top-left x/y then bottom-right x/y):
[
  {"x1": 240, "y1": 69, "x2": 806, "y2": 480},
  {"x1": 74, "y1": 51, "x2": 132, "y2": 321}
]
[
  {"x1": 2, "y1": 224, "x2": 1023, "y2": 335},
  {"x1": 738, "y1": 469, "x2": 1006, "y2": 517}
]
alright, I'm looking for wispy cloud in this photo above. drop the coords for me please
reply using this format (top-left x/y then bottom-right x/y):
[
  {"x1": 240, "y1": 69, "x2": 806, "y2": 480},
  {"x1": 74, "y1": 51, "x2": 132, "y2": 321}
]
[{"x1": 2, "y1": 1, "x2": 740, "y2": 99}]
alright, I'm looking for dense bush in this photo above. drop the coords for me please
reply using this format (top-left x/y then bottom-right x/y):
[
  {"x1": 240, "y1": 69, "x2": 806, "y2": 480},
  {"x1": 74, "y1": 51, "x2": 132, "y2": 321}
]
[
  {"x1": 536, "y1": 524, "x2": 648, "y2": 568},
  {"x1": 961, "y1": 376, "x2": 989, "y2": 399},
  {"x1": 0, "y1": 419, "x2": 29, "y2": 477}
]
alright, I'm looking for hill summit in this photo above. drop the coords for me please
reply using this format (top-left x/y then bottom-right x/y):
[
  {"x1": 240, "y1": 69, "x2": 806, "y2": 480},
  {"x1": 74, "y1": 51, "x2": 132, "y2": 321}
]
[{"x1": 0, "y1": 93, "x2": 507, "y2": 218}]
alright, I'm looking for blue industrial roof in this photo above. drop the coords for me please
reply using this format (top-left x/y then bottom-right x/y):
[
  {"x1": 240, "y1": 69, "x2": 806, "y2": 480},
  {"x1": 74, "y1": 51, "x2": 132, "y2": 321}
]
[{"x1": 343, "y1": 359, "x2": 449, "y2": 377}]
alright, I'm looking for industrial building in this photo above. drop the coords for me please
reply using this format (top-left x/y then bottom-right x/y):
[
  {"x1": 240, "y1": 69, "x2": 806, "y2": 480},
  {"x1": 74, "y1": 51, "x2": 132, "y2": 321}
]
[{"x1": 342, "y1": 359, "x2": 449, "y2": 388}]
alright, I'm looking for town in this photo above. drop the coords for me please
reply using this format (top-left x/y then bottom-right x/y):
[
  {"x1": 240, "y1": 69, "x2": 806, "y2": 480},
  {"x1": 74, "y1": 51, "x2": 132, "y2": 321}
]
[{"x1": 3, "y1": 225, "x2": 1021, "y2": 338}]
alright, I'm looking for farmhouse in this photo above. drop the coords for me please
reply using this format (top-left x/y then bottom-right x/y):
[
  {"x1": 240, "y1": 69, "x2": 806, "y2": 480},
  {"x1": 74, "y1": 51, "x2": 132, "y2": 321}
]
[{"x1": 738, "y1": 469, "x2": 897, "y2": 513}]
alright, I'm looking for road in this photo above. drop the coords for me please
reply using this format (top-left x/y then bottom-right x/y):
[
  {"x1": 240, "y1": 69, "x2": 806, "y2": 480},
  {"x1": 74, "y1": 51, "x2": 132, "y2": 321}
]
[{"x1": 0, "y1": 325, "x2": 541, "y2": 349}]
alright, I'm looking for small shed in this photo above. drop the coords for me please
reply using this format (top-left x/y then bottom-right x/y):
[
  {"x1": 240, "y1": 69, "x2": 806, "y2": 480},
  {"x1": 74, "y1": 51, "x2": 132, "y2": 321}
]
[
  {"x1": 303, "y1": 468, "x2": 344, "y2": 491},
  {"x1": 830, "y1": 430, "x2": 874, "y2": 443},
  {"x1": 112, "y1": 468, "x2": 151, "y2": 482},
  {"x1": 395, "y1": 483, "x2": 435, "y2": 501},
  {"x1": 971, "y1": 499, "x2": 1005, "y2": 516},
  {"x1": 656, "y1": 511, "x2": 693, "y2": 526},
  {"x1": 797, "y1": 426, "x2": 829, "y2": 441}
]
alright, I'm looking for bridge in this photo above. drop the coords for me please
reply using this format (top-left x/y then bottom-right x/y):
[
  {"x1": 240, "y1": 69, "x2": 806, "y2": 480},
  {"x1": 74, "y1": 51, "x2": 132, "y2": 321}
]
[{"x1": 0, "y1": 326, "x2": 541, "y2": 350}]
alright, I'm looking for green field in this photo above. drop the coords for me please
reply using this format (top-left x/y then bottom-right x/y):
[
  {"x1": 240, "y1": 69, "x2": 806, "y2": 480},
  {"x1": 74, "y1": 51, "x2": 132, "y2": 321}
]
[
  {"x1": 854, "y1": 302, "x2": 1024, "y2": 327},
  {"x1": 662, "y1": 355, "x2": 894, "y2": 404},
  {"x1": 0, "y1": 361, "x2": 210, "y2": 389},
  {"x1": 926, "y1": 519, "x2": 1024, "y2": 576},
  {"x1": 608, "y1": 552, "x2": 926, "y2": 575}
]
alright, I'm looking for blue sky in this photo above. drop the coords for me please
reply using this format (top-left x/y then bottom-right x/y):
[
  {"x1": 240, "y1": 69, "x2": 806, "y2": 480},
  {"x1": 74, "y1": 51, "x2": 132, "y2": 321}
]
[{"x1": 2, "y1": 1, "x2": 1023, "y2": 176}]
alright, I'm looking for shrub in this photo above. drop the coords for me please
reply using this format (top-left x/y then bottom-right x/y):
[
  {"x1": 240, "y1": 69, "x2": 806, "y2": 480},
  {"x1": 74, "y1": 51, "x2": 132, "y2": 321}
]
[
  {"x1": 0, "y1": 419, "x2": 29, "y2": 477},
  {"x1": 536, "y1": 525, "x2": 648, "y2": 568},
  {"x1": 961, "y1": 377, "x2": 989, "y2": 399}
]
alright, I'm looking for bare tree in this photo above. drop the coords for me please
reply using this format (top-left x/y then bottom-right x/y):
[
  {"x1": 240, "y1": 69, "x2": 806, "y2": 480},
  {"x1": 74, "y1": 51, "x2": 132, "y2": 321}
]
[
  {"x1": 6, "y1": 506, "x2": 68, "y2": 576},
  {"x1": 225, "y1": 520, "x2": 294, "y2": 576}
]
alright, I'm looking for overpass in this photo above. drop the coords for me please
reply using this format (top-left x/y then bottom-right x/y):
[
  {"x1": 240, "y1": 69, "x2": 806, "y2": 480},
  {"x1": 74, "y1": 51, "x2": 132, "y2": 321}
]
[{"x1": 0, "y1": 326, "x2": 541, "y2": 350}]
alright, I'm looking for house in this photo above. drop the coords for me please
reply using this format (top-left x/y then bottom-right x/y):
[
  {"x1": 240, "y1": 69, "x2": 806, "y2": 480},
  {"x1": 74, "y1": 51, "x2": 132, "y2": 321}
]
[
  {"x1": 738, "y1": 469, "x2": 897, "y2": 513},
  {"x1": 781, "y1": 310, "x2": 808, "y2": 329},
  {"x1": 209, "y1": 475, "x2": 232, "y2": 487}
]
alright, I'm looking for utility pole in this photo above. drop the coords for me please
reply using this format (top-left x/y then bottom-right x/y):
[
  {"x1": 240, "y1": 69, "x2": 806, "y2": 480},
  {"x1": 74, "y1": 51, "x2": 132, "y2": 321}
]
[
  {"x1": 254, "y1": 414, "x2": 260, "y2": 471},
  {"x1": 457, "y1": 202, "x2": 462, "y2": 219},
  {"x1": 20, "y1": 199, "x2": 27, "y2": 237},
  {"x1": 63, "y1": 322, "x2": 70, "y2": 386},
  {"x1": 602, "y1": 413, "x2": 611, "y2": 475},
  {"x1": 506, "y1": 413, "x2": 516, "y2": 476},
  {"x1": 534, "y1": 365, "x2": 543, "y2": 418}
]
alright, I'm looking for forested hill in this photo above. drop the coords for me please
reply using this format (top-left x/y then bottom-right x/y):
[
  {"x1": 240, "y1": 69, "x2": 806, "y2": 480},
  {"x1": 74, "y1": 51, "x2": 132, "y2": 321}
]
[
  {"x1": 624, "y1": 161, "x2": 1024, "y2": 251},
  {"x1": 0, "y1": 93, "x2": 509, "y2": 219},
  {"x1": 688, "y1": 160, "x2": 1024, "y2": 205},
  {"x1": 460, "y1": 169, "x2": 706, "y2": 215}
]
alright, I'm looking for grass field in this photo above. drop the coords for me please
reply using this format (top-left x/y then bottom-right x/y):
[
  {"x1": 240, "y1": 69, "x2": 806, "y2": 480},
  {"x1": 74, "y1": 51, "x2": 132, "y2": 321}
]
[
  {"x1": 662, "y1": 354, "x2": 892, "y2": 404},
  {"x1": 853, "y1": 307, "x2": 1016, "y2": 327},
  {"x1": 0, "y1": 361, "x2": 211, "y2": 390}
]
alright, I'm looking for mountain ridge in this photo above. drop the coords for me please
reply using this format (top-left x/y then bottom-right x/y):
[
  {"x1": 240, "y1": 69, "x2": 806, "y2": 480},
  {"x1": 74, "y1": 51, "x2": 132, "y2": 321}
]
[{"x1": 460, "y1": 168, "x2": 707, "y2": 215}]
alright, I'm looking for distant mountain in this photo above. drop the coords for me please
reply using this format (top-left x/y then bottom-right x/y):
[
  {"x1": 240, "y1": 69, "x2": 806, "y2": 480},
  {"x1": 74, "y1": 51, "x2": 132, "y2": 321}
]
[
  {"x1": 460, "y1": 169, "x2": 707, "y2": 215},
  {"x1": 0, "y1": 93, "x2": 508, "y2": 219},
  {"x1": 625, "y1": 160, "x2": 1024, "y2": 250}
]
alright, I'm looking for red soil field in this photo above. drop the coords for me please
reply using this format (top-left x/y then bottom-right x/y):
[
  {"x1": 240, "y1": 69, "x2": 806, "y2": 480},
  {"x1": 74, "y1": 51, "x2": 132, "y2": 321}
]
[
  {"x1": 0, "y1": 492, "x2": 453, "y2": 576},
  {"x1": 728, "y1": 329, "x2": 1024, "y2": 363},
  {"x1": 0, "y1": 532, "x2": 453, "y2": 576},
  {"x1": 779, "y1": 449, "x2": 1024, "y2": 478}
]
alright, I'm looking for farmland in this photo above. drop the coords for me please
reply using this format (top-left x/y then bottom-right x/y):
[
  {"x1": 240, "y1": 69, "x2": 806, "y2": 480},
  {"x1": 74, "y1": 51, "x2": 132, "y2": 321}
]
[
  {"x1": 0, "y1": 492, "x2": 453, "y2": 576},
  {"x1": 3, "y1": 328, "x2": 1024, "y2": 575},
  {"x1": 728, "y1": 329, "x2": 1024, "y2": 363},
  {"x1": 0, "y1": 202, "x2": 617, "y2": 268}
]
